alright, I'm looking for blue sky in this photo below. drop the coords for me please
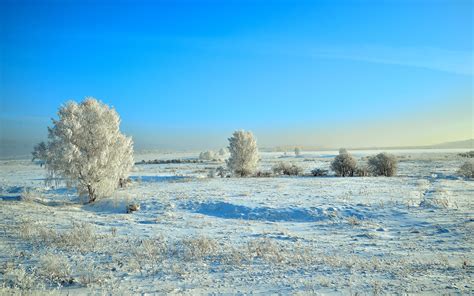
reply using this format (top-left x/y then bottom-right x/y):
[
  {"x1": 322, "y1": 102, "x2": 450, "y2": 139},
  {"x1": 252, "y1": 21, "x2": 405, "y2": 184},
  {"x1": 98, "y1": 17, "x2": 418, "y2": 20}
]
[{"x1": 0, "y1": 0, "x2": 472, "y2": 156}]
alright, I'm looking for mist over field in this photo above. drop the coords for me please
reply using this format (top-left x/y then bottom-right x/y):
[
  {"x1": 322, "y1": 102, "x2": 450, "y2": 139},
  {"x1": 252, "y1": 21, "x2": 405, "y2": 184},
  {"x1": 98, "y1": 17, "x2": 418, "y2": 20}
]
[{"x1": 1, "y1": 0, "x2": 473, "y2": 295}]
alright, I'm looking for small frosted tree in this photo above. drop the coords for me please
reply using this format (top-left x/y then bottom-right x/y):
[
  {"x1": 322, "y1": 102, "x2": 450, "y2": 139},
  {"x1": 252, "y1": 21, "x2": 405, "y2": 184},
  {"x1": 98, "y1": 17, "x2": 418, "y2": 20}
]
[
  {"x1": 32, "y1": 141, "x2": 49, "y2": 166},
  {"x1": 331, "y1": 148, "x2": 357, "y2": 177},
  {"x1": 40, "y1": 98, "x2": 134, "y2": 203},
  {"x1": 226, "y1": 130, "x2": 259, "y2": 177},
  {"x1": 199, "y1": 150, "x2": 216, "y2": 161},
  {"x1": 294, "y1": 147, "x2": 301, "y2": 157},
  {"x1": 368, "y1": 152, "x2": 398, "y2": 177}
]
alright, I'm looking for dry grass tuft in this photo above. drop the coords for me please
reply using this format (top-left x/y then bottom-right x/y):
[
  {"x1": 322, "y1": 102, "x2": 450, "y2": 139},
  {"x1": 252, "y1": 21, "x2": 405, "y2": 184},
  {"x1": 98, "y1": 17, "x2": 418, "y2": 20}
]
[{"x1": 38, "y1": 253, "x2": 73, "y2": 286}]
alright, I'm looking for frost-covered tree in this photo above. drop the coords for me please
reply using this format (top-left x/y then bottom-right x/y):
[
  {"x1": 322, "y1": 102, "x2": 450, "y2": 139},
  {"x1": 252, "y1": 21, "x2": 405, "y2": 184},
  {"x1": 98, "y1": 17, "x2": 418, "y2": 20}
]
[
  {"x1": 294, "y1": 147, "x2": 301, "y2": 157},
  {"x1": 368, "y1": 152, "x2": 398, "y2": 177},
  {"x1": 226, "y1": 130, "x2": 259, "y2": 177},
  {"x1": 40, "y1": 98, "x2": 134, "y2": 203},
  {"x1": 331, "y1": 148, "x2": 357, "y2": 177},
  {"x1": 199, "y1": 150, "x2": 216, "y2": 161},
  {"x1": 32, "y1": 141, "x2": 49, "y2": 166},
  {"x1": 218, "y1": 147, "x2": 228, "y2": 156}
]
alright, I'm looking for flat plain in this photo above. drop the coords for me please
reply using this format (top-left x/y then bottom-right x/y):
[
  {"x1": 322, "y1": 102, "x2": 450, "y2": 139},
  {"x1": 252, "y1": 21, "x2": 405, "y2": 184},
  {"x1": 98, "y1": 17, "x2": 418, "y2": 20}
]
[{"x1": 0, "y1": 149, "x2": 472, "y2": 295}]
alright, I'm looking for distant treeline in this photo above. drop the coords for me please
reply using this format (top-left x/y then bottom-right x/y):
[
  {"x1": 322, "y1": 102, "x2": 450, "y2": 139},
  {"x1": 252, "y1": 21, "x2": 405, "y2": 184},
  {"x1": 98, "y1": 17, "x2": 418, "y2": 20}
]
[{"x1": 136, "y1": 159, "x2": 204, "y2": 165}]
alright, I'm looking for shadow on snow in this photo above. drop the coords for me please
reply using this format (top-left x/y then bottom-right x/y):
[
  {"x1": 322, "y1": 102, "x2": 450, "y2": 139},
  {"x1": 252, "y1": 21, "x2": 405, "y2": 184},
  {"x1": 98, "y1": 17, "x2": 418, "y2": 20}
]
[
  {"x1": 183, "y1": 201, "x2": 368, "y2": 223},
  {"x1": 130, "y1": 175, "x2": 194, "y2": 183}
]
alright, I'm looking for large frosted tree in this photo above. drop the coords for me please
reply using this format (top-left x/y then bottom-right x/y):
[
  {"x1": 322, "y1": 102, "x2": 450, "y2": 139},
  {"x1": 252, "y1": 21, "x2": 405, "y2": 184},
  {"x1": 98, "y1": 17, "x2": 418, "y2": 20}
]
[
  {"x1": 226, "y1": 130, "x2": 259, "y2": 177},
  {"x1": 41, "y1": 98, "x2": 134, "y2": 203}
]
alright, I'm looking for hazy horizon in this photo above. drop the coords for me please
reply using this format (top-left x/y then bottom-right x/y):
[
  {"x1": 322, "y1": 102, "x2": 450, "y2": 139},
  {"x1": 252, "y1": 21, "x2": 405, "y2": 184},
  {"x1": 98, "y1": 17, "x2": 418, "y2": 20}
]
[{"x1": 1, "y1": 0, "x2": 472, "y2": 157}]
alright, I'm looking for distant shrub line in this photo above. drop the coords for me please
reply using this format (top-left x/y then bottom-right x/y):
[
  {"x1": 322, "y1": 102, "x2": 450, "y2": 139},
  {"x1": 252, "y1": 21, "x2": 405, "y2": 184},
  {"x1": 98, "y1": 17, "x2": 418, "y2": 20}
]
[
  {"x1": 136, "y1": 159, "x2": 204, "y2": 165},
  {"x1": 458, "y1": 151, "x2": 474, "y2": 158}
]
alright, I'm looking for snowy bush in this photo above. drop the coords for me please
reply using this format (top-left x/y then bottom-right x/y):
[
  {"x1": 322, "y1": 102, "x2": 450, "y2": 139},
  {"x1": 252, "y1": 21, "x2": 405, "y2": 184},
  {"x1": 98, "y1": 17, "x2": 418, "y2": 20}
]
[
  {"x1": 218, "y1": 147, "x2": 229, "y2": 156},
  {"x1": 38, "y1": 253, "x2": 72, "y2": 285},
  {"x1": 458, "y1": 151, "x2": 474, "y2": 158},
  {"x1": 311, "y1": 168, "x2": 328, "y2": 177},
  {"x1": 458, "y1": 161, "x2": 474, "y2": 178},
  {"x1": 199, "y1": 150, "x2": 216, "y2": 161},
  {"x1": 272, "y1": 162, "x2": 303, "y2": 176},
  {"x1": 179, "y1": 236, "x2": 219, "y2": 261},
  {"x1": 247, "y1": 238, "x2": 283, "y2": 263},
  {"x1": 200, "y1": 149, "x2": 229, "y2": 161},
  {"x1": 226, "y1": 130, "x2": 259, "y2": 177},
  {"x1": 368, "y1": 152, "x2": 398, "y2": 177},
  {"x1": 355, "y1": 165, "x2": 370, "y2": 177},
  {"x1": 330, "y1": 148, "x2": 357, "y2": 177},
  {"x1": 1, "y1": 263, "x2": 38, "y2": 290},
  {"x1": 254, "y1": 170, "x2": 273, "y2": 177},
  {"x1": 216, "y1": 166, "x2": 230, "y2": 178},
  {"x1": 36, "y1": 98, "x2": 134, "y2": 203}
]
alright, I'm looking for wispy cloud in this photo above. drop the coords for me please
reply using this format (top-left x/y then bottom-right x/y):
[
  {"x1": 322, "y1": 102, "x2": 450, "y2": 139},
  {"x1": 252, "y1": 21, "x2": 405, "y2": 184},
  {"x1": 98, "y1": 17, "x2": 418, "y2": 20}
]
[
  {"x1": 309, "y1": 44, "x2": 473, "y2": 75},
  {"x1": 183, "y1": 37, "x2": 473, "y2": 75}
]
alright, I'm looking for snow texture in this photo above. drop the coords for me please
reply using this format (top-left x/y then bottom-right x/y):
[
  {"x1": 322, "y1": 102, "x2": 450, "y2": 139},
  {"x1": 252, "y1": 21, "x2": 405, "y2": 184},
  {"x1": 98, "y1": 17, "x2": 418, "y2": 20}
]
[{"x1": 0, "y1": 149, "x2": 472, "y2": 294}]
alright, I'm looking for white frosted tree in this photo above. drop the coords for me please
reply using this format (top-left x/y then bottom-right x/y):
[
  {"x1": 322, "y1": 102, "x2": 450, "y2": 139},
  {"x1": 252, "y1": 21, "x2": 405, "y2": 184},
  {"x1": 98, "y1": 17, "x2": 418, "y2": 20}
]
[
  {"x1": 226, "y1": 130, "x2": 259, "y2": 177},
  {"x1": 42, "y1": 98, "x2": 134, "y2": 203},
  {"x1": 199, "y1": 150, "x2": 216, "y2": 161},
  {"x1": 294, "y1": 147, "x2": 301, "y2": 156}
]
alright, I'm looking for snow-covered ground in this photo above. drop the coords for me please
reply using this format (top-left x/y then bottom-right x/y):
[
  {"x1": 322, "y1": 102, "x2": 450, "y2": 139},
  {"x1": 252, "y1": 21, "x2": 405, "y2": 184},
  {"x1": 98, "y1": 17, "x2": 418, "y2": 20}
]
[{"x1": 0, "y1": 149, "x2": 472, "y2": 294}]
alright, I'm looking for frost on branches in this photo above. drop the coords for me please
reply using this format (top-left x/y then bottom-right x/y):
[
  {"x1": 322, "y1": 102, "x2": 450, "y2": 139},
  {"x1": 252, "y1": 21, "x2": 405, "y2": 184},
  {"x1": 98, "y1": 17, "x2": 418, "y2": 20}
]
[
  {"x1": 331, "y1": 148, "x2": 357, "y2": 177},
  {"x1": 226, "y1": 130, "x2": 259, "y2": 177},
  {"x1": 39, "y1": 98, "x2": 134, "y2": 203}
]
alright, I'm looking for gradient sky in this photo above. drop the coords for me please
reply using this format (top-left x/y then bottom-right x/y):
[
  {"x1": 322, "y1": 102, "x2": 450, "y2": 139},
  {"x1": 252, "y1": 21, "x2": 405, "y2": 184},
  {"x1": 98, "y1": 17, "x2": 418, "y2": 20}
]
[{"x1": 0, "y1": 0, "x2": 473, "y2": 156}]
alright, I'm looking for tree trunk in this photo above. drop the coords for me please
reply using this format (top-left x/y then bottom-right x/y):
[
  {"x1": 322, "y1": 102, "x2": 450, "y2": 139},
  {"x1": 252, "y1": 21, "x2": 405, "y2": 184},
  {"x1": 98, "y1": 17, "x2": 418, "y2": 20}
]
[{"x1": 87, "y1": 185, "x2": 96, "y2": 203}]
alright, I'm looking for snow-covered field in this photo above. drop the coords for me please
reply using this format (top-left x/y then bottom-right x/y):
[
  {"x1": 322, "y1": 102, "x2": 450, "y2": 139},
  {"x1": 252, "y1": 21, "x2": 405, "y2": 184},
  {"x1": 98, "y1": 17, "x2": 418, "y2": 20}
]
[{"x1": 0, "y1": 149, "x2": 473, "y2": 295}]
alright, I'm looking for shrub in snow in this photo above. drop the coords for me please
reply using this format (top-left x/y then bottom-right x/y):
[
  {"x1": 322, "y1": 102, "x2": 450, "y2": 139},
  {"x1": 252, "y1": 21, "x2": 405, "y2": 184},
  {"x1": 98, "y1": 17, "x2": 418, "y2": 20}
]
[
  {"x1": 254, "y1": 170, "x2": 273, "y2": 177},
  {"x1": 2, "y1": 263, "x2": 39, "y2": 290},
  {"x1": 458, "y1": 161, "x2": 474, "y2": 178},
  {"x1": 38, "y1": 253, "x2": 72, "y2": 285},
  {"x1": 272, "y1": 162, "x2": 303, "y2": 176},
  {"x1": 216, "y1": 166, "x2": 230, "y2": 178},
  {"x1": 35, "y1": 98, "x2": 134, "y2": 203},
  {"x1": 330, "y1": 148, "x2": 357, "y2": 177},
  {"x1": 294, "y1": 147, "x2": 301, "y2": 156},
  {"x1": 311, "y1": 168, "x2": 328, "y2": 177},
  {"x1": 458, "y1": 151, "x2": 474, "y2": 158},
  {"x1": 199, "y1": 150, "x2": 216, "y2": 161},
  {"x1": 368, "y1": 152, "x2": 398, "y2": 177},
  {"x1": 226, "y1": 130, "x2": 259, "y2": 177},
  {"x1": 355, "y1": 164, "x2": 370, "y2": 177},
  {"x1": 179, "y1": 236, "x2": 218, "y2": 261}
]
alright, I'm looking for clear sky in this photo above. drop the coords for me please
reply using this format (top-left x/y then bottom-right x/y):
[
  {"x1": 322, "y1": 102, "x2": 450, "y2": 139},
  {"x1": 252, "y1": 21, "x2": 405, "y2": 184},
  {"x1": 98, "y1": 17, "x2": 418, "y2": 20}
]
[{"x1": 0, "y1": 0, "x2": 472, "y2": 156}]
